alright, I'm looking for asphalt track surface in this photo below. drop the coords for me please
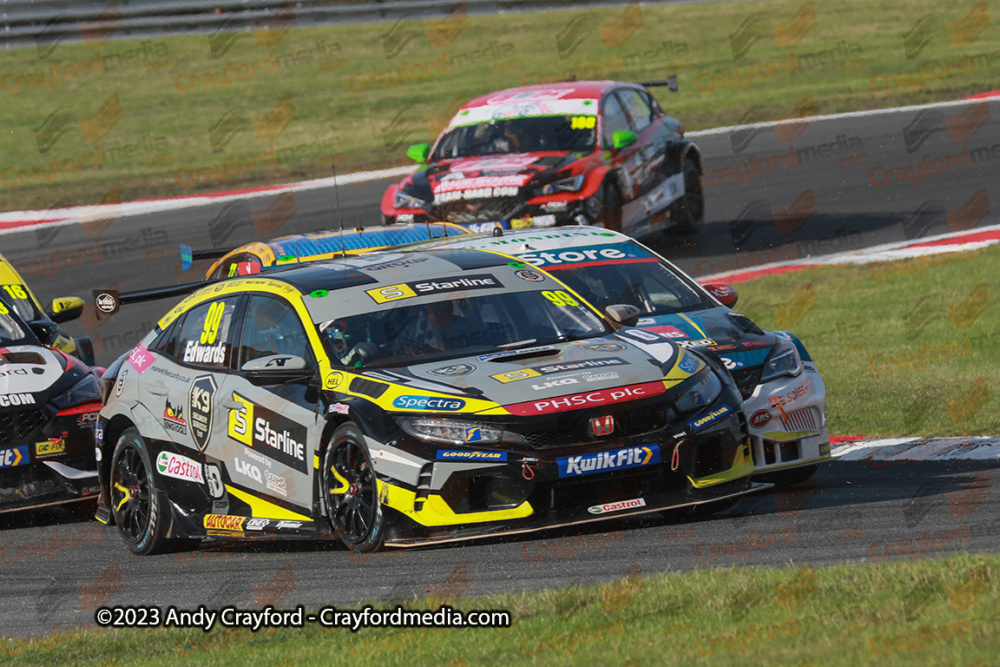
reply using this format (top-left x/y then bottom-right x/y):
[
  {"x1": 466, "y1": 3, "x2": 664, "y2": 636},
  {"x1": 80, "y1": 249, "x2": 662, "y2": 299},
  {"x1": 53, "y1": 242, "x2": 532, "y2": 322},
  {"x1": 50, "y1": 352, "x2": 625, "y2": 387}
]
[{"x1": 2, "y1": 101, "x2": 999, "y2": 638}]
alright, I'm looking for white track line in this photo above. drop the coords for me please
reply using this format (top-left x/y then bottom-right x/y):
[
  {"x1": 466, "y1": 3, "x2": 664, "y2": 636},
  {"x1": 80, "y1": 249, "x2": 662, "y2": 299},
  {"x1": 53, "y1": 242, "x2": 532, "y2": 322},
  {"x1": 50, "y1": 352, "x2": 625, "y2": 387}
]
[{"x1": 833, "y1": 437, "x2": 1000, "y2": 462}]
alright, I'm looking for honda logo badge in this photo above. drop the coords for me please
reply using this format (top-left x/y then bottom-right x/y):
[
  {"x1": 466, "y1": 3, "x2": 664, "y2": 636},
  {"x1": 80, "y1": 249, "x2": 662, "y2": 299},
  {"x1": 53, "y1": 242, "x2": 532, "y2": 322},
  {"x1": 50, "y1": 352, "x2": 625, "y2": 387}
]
[{"x1": 591, "y1": 416, "x2": 614, "y2": 436}]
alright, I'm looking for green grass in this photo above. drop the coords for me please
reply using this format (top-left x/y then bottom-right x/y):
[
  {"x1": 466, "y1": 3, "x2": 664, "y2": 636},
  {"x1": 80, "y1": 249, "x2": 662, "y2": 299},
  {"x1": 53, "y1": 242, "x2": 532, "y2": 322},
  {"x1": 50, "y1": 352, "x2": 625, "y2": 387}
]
[
  {"x1": 3, "y1": 553, "x2": 998, "y2": 665},
  {"x1": 2, "y1": 0, "x2": 1000, "y2": 211},
  {"x1": 732, "y1": 244, "x2": 1000, "y2": 437}
]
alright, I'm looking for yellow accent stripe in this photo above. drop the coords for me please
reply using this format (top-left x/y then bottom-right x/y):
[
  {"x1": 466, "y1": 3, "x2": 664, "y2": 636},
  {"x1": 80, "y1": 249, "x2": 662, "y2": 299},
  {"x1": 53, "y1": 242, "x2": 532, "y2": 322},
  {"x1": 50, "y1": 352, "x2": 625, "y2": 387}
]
[
  {"x1": 760, "y1": 430, "x2": 820, "y2": 442},
  {"x1": 688, "y1": 442, "x2": 755, "y2": 489},
  {"x1": 224, "y1": 485, "x2": 311, "y2": 521},
  {"x1": 677, "y1": 313, "x2": 708, "y2": 338},
  {"x1": 377, "y1": 480, "x2": 533, "y2": 526},
  {"x1": 313, "y1": 454, "x2": 320, "y2": 469}
]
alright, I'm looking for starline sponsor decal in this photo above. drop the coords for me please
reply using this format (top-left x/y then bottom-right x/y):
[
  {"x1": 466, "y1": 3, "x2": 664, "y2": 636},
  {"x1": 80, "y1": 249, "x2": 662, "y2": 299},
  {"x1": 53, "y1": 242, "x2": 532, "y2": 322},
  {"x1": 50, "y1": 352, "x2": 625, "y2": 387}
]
[
  {"x1": 156, "y1": 451, "x2": 205, "y2": 484},
  {"x1": 228, "y1": 392, "x2": 308, "y2": 473},
  {"x1": 491, "y1": 357, "x2": 627, "y2": 383},
  {"x1": 126, "y1": 343, "x2": 153, "y2": 373},
  {"x1": 0, "y1": 393, "x2": 35, "y2": 407},
  {"x1": 366, "y1": 274, "x2": 503, "y2": 303},
  {"x1": 507, "y1": 382, "x2": 666, "y2": 416},
  {"x1": 203, "y1": 514, "x2": 245, "y2": 531},
  {"x1": 558, "y1": 445, "x2": 660, "y2": 478},
  {"x1": 689, "y1": 405, "x2": 734, "y2": 431},
  {"x1": 436, "y1": 450, "x2": 508, "y2": 462},
  {"x1": 392, "y1": 395, "x2": 466, "y2": 411},
  {"x1": 588, "y1": 497, "x2": 647, "y2": 514}
]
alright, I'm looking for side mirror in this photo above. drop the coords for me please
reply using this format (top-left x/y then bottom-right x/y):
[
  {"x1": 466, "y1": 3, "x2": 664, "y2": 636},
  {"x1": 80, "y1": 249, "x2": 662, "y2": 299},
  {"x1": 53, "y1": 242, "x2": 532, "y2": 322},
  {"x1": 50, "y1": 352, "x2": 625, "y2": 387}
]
[
  {"x1": 241, "y1": 354, "x2": 314, "y2": 385},
  {"x1": 29, "y1": 320, "x2": 59, "y2": 345},
  {"x1": 605, "y1": 304, "x2": 641, "y2": 330},
  {"x1": 406, "y1": 143, "x2": 430, "y2": 163},
  {"x1": 702, "y1": 283, "x2": 739, "y2": 308},
  {"x1": 612, "y1": 130, "x2": 637, "y2": 150},
  {"x1": 49, "y1": 296, "x2": 85, "y2": 323}
]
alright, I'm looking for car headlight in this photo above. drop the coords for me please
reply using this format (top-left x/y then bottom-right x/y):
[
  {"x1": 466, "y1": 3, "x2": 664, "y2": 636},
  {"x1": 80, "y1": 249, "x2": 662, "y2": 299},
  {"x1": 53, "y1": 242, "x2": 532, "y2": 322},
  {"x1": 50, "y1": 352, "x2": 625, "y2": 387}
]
[
  {"x1": 396, "y1": 417, "x2": 513, "y2": 446},
  {"x1": 394, "y1": 189, "x2": 430, "y2": 210},
  {"x1": 51, "y1": 374, "x2": 102, "y2": 409},
  {"x1": 674, "y1": 369, "x2": 723, "y2": 413},
  {"x1": 541, "y1": 174, "x2": 585, "y2": 195},
  {"x1": 759, "y1": 337, "x2": 802, "y2": 382}
]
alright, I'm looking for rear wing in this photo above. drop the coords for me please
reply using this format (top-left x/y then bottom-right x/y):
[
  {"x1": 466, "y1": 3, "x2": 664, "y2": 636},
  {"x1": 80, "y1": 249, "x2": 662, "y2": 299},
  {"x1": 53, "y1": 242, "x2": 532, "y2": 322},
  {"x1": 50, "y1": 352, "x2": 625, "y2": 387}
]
[
  {"x1": 638, "y1": 76, "x2": 679, "y2": 93},
  {"x1": 93, "y1": 280, "x2": 213, "y2": 317}
]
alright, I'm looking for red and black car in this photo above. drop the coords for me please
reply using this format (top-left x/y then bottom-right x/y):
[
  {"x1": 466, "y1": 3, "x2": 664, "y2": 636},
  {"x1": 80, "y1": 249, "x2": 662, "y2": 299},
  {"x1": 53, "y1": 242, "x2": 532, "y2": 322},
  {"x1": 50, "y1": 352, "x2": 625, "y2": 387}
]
[{"x1": 381, "y1": 79, "x2": 704, "y2": 238}]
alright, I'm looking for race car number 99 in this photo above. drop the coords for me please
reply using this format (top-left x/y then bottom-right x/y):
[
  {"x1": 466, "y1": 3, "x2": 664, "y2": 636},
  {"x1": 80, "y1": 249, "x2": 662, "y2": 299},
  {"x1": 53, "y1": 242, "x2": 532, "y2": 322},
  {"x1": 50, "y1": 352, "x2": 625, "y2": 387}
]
[
  {"x1": 542, "y1": 290, "x2": 579, "y2": 307},
  {"x1": 201, "y1": 301, "x2": 226, "y2": 345}
]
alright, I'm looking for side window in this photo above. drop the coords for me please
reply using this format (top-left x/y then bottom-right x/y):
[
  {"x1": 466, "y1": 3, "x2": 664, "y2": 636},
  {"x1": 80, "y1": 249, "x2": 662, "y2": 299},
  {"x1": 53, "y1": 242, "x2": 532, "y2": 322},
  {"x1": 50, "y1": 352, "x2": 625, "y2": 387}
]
[
  {"x1": 601, "y1": 93, "x2": 631, "y2": 147},
  {"x1": 619, "y1": 90, "x2": 653, "y2": 132},
  {"x1": 175, "y1": 297, "x2": 240, "y2": 369},
  {"x1": 148, "y1": 319, "x2": 181, "y2": 358},
  {"x1": 239, "y1": 296, "x2": 312, "y2": 368}
]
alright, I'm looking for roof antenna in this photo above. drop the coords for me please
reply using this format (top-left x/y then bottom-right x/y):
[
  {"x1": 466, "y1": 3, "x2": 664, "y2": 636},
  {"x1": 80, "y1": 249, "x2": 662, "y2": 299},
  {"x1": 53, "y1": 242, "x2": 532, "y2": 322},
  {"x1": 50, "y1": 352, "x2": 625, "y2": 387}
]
[
  {"x1": 355, "y1": 211, "x2": 364, "y2": 234},
  {"x1": 332, "y1": 163, "x2": 347, "y2": 261}
]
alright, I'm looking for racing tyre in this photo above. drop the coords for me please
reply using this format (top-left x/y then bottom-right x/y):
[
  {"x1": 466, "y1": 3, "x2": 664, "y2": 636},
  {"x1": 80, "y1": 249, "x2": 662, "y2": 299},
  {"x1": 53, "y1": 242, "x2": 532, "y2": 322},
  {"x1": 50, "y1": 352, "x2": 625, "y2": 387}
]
[
  {"x1": 671, "y1": 158, "x2": 704, "y2": 234},
  {"x1": 322, "y1": 423, "x2": 385, "y2": 552},
  {"x1": 110, "y1": 428, "x2": 170, "y2": 555},
  {"x1": 758, "y1": 464, "x2": 818, "y2": 487},
  {"x1": 600, "y1": 179, "x2": 623, "y2": 231}
]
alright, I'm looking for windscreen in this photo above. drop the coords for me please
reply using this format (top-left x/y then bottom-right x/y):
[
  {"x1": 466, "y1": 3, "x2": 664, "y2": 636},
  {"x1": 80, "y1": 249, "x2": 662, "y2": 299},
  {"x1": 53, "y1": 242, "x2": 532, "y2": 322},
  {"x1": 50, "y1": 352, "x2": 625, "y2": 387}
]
[
  {"x1": 433, "y1": 115, "x2": 595, "y2": 159},
  {"x1": 534, "y1": 243, "x2": 714, "y2": 316},
  {"x1": 0, "y1": 302, "x2": 34, "y2": 346},
  {"x1": 317, "y1": 289, "x2": 605, "y2": 368}
]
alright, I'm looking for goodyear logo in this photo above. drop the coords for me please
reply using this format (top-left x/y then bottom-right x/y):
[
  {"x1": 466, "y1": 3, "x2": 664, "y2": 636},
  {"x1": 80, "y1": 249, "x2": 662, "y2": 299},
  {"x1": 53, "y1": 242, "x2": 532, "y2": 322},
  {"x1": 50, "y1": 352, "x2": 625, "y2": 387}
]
[
  {"x1": 688, "y1": 405, "x2": 733, "y2": 432},
  {"x1": 464, "y1": 426, "x2": 482, "y2": 442},
  {"x1": 392, "y1": 395, "x2": 466, "y2": 411},
  {"x1": 436, "y1": 450, "x2": 508, "y2": 462},
  {"x1": 203, "y1": 514, "x2": 244, "y2": 531},
  {"x1": 557, "y1": 445, "x2": 660, "y2": 478}
]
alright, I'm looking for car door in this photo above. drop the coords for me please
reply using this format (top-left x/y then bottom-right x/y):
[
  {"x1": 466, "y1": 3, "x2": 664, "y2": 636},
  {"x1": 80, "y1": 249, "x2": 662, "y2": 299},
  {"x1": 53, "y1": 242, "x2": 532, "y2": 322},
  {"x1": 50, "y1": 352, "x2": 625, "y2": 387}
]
[
  {"x1": 616, "y1": 88, "x2": 677, "y2": 230},
  {"x1": 601, "y1": 90, "x2": 643, "y2": 206},
  {"x1": 216, "y1": 293, "x2": 323, "y2": 513}
]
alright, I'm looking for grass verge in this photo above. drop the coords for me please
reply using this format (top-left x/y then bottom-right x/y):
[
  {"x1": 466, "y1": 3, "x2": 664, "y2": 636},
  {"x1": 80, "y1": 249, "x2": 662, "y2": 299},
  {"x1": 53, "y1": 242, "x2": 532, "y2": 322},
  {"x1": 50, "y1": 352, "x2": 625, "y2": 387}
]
[
  {"x1": 2, "y1": 0, "x2": 999, "y2": 210},
  {"x1": 732, "y1": 243, "x2": 1000, "y2": 437},
  {"x1": 2, "y1": 552, "x2": 997, "y2": 665}
]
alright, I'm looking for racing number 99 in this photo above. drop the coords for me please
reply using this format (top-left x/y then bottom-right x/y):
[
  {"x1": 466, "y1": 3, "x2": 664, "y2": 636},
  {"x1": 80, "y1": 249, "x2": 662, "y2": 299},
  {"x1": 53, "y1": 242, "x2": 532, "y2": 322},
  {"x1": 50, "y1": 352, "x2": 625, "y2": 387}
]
[
  {"x1": 542, "y1": 290, "x2": 579, "y2": 307},
  {"x1": 201, "y1": 301, "x2": 226, "y2": 345}
]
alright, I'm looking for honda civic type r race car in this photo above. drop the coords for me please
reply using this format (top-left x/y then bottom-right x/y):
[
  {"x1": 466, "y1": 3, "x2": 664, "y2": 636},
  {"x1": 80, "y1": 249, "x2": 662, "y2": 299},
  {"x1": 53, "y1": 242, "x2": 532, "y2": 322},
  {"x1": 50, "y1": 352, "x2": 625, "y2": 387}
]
[
  {"x1": 0, "y1": 300, "x2": 103, "y2": 514},
  {"x1": 381, "y1": 80, "x2": 704, "y2": 237},
  {"x1": 95, "y1": 248, "x2": 760, "y2": 554},
  {"x1": 405, "y1": 227, "x2": 830, "y2": 484}
]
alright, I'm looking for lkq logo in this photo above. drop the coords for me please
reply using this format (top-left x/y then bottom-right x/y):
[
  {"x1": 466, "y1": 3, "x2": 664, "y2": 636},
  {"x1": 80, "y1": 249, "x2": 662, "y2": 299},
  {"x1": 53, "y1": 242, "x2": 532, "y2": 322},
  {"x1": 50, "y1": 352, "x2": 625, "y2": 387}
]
[
  {"x1": 591, "y1": 415, "x2": 615, "y2": 437},
  {"x1": 729, "y1": 2, "x2": 817, "y2": 59},
  {"x1": 555, "y1": 1, "x2": 643, "y2": 58},
  {"x1": 902, "y1": 2, "x2": 990, "y2": 59},
  {"x1": 34, "y1": 94, "x2": 123, "y2": 154}
]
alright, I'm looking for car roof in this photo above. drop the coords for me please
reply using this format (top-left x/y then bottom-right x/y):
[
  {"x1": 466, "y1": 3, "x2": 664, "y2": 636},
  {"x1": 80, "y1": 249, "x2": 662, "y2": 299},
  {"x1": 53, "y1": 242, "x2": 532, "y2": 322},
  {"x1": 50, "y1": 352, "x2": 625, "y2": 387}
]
[
  {"x1": 462, "y1": 80, "x2": 635, "y2": 109},
  {"x1": 402, "y1": 226, "x2": 633, "y2": 254},
  {"x1": 214, "y1": 247, "x2": 515, "y2": 297}
]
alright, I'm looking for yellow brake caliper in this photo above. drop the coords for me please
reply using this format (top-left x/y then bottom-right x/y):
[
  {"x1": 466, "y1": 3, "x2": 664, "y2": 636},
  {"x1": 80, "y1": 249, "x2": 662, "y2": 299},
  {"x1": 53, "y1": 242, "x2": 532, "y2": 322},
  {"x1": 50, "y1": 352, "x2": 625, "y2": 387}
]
[
  {"x1": 329, "y1": 467, "x2": 350, "y2": 495},
  {"x1": 114, "y1": 482, "x2": 131, "y2": 511}
]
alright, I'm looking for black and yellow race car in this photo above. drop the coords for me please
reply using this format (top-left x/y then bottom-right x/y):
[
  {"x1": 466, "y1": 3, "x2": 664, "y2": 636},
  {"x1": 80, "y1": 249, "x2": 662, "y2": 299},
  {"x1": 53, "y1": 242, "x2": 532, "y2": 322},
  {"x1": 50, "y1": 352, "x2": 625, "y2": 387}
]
[
  {"x1": 95, "y1": 248, "x2": 760, "y2": 554},
  {"x1": 1, "y1": 300, "x2": 103, "y2": 514},
  {"x1": 0, "y1": 251, "x2": 95, "y2": 365}
]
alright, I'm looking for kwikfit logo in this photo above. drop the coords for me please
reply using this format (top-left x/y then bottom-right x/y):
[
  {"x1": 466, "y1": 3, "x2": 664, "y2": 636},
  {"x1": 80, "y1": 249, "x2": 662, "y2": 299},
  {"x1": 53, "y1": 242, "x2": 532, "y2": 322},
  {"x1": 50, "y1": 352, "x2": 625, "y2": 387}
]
[{"x1": 557, "y1": 445, "x2": 659, "y2": 478}]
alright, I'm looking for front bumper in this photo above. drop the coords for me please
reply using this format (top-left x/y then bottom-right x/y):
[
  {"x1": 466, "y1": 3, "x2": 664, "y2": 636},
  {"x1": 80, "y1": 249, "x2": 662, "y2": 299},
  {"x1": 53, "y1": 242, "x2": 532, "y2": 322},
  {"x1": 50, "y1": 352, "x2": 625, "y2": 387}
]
[
  {"x1": 373, "y1": 396, "x2": 757, "y2": 547},
  {"x1": 744, "y1": 364, "x2": 830, "y2": 474},
  {"x1": 1, "y1": 407, "x2": 100, "y2": 514}
]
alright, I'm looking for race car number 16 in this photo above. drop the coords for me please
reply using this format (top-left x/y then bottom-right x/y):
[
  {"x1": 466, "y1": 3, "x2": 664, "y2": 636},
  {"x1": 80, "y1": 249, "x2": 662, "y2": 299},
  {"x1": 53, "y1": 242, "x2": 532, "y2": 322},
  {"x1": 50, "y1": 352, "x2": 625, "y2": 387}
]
[{"x1": 201, "y1": 302, "x2": 226, "y2": 345}]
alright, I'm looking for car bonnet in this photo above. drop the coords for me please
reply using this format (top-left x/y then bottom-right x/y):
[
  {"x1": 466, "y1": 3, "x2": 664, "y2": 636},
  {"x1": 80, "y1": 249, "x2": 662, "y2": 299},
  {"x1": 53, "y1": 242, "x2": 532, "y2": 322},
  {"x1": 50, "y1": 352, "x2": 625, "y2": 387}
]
[{"x1": 0, "y1": 345, "x2": 66, "y2": 395}]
